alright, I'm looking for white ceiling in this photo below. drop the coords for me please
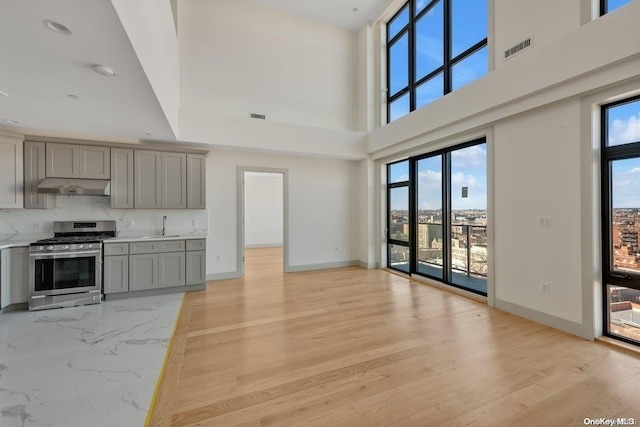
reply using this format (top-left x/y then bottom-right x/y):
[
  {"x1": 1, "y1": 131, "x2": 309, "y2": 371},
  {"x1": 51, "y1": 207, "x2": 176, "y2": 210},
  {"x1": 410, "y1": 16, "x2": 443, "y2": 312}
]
[
  {"x1": 0, "y1": 0, "x2": 176, "y2": 142},
  {"x1": 0, "y1": 0, "x2": 393, "y2": 144},
  {"x1": 251, "y1": 0, "x2": 394, "y2": 32}
]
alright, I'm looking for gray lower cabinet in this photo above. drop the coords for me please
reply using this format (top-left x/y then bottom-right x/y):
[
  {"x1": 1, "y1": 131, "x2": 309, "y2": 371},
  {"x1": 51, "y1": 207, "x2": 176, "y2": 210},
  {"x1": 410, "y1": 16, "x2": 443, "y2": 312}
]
[
  {"x1": 0, "y1": 249, "x2": 11, "y2": 309},
  {"x1": 104, "y1": 255, "x2": 129, "y2": 294},
  {"x1": 10, "y1": 247, "x2": 29, "y2": 304},
  {"x1": 129, "y1": 253, "x2": 159, "y2": 291},
  {"x1": 186, "y1": 250, "x2": 206, "y2": 285},
  {"x1": 159, "y1": 252, "x2": 186, "y2": 288}
]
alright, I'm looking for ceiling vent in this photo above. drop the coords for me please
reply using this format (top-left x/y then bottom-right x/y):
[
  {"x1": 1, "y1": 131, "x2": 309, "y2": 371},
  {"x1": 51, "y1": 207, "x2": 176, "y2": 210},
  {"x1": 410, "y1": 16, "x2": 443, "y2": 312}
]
[
  {"x1": 249, "y1": 113, "x2": 266, "y2": 120},
  {"x1": 504, "y1": 36, "x2": 533, "y2": 61}
]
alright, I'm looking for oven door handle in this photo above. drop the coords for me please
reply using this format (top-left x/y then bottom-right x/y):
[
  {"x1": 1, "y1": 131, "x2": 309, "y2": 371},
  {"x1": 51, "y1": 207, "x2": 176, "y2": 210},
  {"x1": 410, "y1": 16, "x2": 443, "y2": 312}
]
[{"x1": 30, "y1": 250, "x2": 101, "y2": 258}]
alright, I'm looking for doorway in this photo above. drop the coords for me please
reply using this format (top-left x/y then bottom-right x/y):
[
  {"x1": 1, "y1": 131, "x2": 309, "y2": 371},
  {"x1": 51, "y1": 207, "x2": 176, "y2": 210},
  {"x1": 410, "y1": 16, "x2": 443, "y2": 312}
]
[{"x1": 237, "y1": 167, "x2": 289, "y2": 276}]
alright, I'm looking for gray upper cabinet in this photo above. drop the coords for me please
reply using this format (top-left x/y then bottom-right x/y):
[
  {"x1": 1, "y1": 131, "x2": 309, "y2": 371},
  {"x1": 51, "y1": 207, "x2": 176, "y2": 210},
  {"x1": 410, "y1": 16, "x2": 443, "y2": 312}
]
[
  {"x1": 162, "y1": 152, "x2": 187, "y2": 209},
  {"x1": 187, "y1": 154, "x2": 206, "y2": 209},
  {"x1": 24, "y1": 141, "x2": 53, "y2": 209},
  {"x1": 111, "y1": 148, "x2": 134, "y2": 209},
  {"x1": 0, "y1": 134, "x2": 24, "y2": 210},
  {"x1": 79, "y1": 146, "x2": 110, "y2": 179},
  {"x1": 134, "y1": 150, "x2": 162, "y2": 208},
  {"x1": 46, "y1": 143, "x2": 110, "y2": 179},
  {"x1": 46, "y1": 143, "x2": 79, "y2": 178}
]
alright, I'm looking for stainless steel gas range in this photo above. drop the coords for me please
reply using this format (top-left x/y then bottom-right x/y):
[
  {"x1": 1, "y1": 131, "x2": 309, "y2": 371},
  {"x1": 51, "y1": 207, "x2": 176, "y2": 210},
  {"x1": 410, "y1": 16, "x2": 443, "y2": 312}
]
[{"x1": 29, "y1": 220, "x2": 116, "y2": 311}]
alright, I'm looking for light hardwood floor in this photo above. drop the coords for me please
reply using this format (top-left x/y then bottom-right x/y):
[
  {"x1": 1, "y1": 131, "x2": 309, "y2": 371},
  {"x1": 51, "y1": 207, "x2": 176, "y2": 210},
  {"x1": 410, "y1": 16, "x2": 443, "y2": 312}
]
[{"x1": 149, "y1": 247, "x2": 640, "y2": 426}]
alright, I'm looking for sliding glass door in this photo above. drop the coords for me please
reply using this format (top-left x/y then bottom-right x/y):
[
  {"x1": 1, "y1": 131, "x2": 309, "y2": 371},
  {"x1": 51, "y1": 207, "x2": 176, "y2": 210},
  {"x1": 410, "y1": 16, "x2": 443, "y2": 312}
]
[
  {"x1": 387, "y1": 139, "x2": 488, "y2": 295},
  {"x1": 602, "y1": 95, "x2": 640, "y2": 346}
]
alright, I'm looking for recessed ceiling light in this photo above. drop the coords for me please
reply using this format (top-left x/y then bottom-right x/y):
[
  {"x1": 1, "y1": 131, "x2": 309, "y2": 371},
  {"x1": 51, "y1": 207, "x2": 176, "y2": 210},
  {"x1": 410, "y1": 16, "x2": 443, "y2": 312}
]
[
  {"x1": 0, "y1": 90, "x2": 8, "y2": 97},
  {"x1": 93, "y1": 65, "x2": 115, "y2": 77},
  {"x1": 43, "y1": 20, "x2": 72, "y2": 35},
  {"x1": 68, "y1": 94, "x2": 80, "y2": 100},
  {"x1": 140, "y1": 132, "x2": 152, "y2": 137},
  {"x1": 5, "y1": 119, "x2": 20, "y2": 124},
  {"x1": 352, "y1": 7, "x2": 358, "y2": 12}
]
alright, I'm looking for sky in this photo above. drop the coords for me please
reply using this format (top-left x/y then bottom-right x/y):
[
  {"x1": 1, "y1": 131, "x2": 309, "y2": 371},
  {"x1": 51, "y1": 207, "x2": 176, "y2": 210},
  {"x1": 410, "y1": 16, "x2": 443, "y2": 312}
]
[
  {"x1": 388, "y1": 0, "x2": 488, "y2": 122},
  {"x1": 389, "y1": 143, "x2": 487, "y2": 211}
]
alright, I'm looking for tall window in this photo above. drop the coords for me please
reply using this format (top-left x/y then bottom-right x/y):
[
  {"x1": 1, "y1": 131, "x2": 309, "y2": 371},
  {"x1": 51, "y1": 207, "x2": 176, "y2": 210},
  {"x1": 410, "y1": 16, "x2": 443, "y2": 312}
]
[
  {"x1": 602, "y1": 95, "x2": 640, "y2": 347},
  {"x1": 600, "y1": 0, "x2": 632, "y2": 15},
  {"x1": 387, "y1": 138, "x2": 488, "y2": 295},
  {"x1": 387, "y1": 0, "x2": 488, "y2": 123}
]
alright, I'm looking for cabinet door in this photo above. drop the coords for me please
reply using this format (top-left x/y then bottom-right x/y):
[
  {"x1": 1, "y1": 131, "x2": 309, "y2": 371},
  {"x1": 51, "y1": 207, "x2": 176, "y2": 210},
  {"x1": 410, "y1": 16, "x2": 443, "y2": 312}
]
[
  {"x1": 162, "y1": 152, "x2": 187, "y2": 209},
  {"x1": 129, "y1": 253, "x2": 159, "y2": 291},
  {"x1": 104, "y1": 255, "x2": 129, "y2": 294},
  {"x1": 46, "y1": 143, "x2": 79, "y2": 178},
  {"x1": 10, "y1": 247, "x2": 29, "y2": 304},
  {"x1": 0, "y1": 249, "x2": 11, "y2": 308},
  {"x1": 187, "y1": 154, "x2": 206, "y2": 209},
  {"x1": 111, "y1": 148, "x2": 134, "y2": 208},
  {"x1": 186, "y1": 250, "x2": 206, "y2": 285},
  {"x1": 24, "y1": 141, "x2": 53, "y2": 209},
  {"x1": 79, "y1": 146, "x2": 110, "y2": 179},
  {"x1": 159, "y1": 252, "x2": 186, "y2": 288},
  {"x1": 134, "y1": 150, "x2": 162, "y2": 208},
  {"x1": 0, "y1": 135, "x2": 24, "y2": 209}
]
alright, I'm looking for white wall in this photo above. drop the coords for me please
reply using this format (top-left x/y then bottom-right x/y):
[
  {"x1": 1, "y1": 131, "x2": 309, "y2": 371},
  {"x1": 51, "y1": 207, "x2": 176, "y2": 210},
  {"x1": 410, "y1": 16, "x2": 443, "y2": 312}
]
[
  {"x1": 206, "y1": 149, "x2": 358, "y2": 278},
  {"x1": 111, "y1": 0, "x2": 180, "y2": 137},
  {"x1": 178, "y1": 0, "x2": 367, "y2": 159},
  {"x1": 244, "y1": 172, "x2": 283, "y2": 247},
  {"x1": 493, "y1": 99, "x2": 583, "y2": 324}
]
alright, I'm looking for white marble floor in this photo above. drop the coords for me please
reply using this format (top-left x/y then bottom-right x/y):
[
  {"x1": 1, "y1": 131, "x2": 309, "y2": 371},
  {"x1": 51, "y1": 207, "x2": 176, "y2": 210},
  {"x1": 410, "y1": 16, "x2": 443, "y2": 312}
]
[{"x1": 0, "y1": 293, "x2": 184, "y2": 427}]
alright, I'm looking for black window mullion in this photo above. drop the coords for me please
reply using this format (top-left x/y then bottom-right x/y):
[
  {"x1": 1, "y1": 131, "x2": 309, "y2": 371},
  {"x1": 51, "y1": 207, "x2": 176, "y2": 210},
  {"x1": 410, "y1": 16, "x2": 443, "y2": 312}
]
[
  {"x1": 409, "y1": 156, "x2": 417, "y2": 272},
  {"x1": 409, "y1": 0, "x2": 416, "y2": 112},
  {"x1": 442, "y1": 152, "x2": 452, "y2": 283},
  {"x1": 450, "y1": 38, "x2": 488, "y2": 66},
  {"x1": 600, "y1": 0, "x2": 607, "y2": 15},
  {"x1": 443, "y1": 0, "x2": 452, "y2": 95}
]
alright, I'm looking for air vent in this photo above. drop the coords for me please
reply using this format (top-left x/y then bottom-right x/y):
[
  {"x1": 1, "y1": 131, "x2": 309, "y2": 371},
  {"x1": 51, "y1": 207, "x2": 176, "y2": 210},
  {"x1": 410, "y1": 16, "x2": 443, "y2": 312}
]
[
  {"x1": 250, "y1": 113, "x2": 266, "y2": 120},
  {"x1": 504, "y1": 37, "x2": 533, "y2": 60}
]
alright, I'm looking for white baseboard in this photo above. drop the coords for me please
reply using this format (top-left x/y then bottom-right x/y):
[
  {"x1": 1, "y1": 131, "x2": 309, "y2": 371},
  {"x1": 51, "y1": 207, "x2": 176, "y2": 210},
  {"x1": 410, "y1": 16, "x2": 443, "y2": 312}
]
[{"x1": 245, "y1": 243, "x2": 283, "y2": 249}]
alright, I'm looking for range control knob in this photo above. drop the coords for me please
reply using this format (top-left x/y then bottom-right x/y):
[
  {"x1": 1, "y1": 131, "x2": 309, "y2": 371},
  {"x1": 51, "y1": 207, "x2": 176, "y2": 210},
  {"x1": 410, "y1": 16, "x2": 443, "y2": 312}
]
[
  {"x1": 79, "y1": 244, "x2": 85, "y2": 249},
  {"x1": 47, "y1": 246, "x2": 54, "y2": 251},
  {"x1": 64, "y1": 245, "x2": 70, "y2": 250},
  {"x1": 88, "y1": 244, "x2": 93, "y2": 249},
  {"x1": 38, "y1": 246, "x2": 44, "y2": 251}
]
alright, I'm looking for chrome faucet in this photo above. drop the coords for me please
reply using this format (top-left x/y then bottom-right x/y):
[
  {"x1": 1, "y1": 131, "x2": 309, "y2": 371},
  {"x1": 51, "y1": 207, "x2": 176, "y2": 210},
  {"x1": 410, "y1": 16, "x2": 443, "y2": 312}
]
[{"x1": 162, "y1": 215, "x2": 167, "y2": 236}]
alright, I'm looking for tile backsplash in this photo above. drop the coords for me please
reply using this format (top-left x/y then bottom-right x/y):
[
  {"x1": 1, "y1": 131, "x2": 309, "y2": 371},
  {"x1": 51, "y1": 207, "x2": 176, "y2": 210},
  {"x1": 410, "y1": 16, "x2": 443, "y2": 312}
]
[{"x1": 0, "y1": 196, "x2": 208, "y2": 237}]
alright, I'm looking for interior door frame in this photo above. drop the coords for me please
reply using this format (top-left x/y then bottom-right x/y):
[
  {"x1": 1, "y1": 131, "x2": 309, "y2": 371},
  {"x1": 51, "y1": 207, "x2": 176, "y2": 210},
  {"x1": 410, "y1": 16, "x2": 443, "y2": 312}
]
[{"x1": 236, "y1": 166, "x2": 289, "y2": 276}]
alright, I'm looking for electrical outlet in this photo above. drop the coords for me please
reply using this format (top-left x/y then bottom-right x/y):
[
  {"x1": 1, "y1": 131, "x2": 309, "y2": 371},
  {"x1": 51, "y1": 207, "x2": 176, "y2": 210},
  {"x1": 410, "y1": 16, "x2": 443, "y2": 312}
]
[
  {"x1": 192, "y1": 219, "x2": 199, "y2": 227},
  {"x1": 216, "y1": 255, "x2": 221, "y2": 261},
  {"x1": 538, "y1": 218, "x2": 551, "y2": 228},
  {"x1": 126, "y1": 220, "x2": 134, "y2": 229},
  {"x1": 541, "y1": 283, "x2": 550, "y2": 293},
  {"x1": 33, "y1": 222, "x2": 41, "y2": 230}
]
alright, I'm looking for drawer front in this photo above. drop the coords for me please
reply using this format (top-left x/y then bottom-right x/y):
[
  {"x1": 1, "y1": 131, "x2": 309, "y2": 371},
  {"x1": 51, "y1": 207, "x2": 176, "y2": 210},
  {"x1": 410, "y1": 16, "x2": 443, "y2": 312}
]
[
  {"x1": 129, "y1": 241, "x2": 160, "y2": 254},
  {"x1": 186, "y1": 239, "x2": 206, "y2": 251},
  {"x1": 104, "y1": 242, "x2": 129, "y2": 256},
  {"x1": 159, "y1": 240, "x2": 186, "y2": 253}
]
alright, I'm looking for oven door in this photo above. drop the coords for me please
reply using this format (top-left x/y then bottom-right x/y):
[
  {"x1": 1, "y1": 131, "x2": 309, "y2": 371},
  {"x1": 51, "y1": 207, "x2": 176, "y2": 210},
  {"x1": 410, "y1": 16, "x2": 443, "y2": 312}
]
[{"x1": 29, "y1": 250, "x2": 102, "y2": 296}]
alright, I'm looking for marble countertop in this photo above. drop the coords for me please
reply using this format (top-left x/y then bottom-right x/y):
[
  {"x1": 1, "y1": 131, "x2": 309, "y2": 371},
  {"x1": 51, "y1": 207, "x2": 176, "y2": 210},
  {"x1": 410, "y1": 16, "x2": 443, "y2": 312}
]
[
  {"x1": 0, "y1": 233, "x2": 207, "y2": 249},
  {"x1": 108, "y1": 233, "x2": 207, "y2": 243}
]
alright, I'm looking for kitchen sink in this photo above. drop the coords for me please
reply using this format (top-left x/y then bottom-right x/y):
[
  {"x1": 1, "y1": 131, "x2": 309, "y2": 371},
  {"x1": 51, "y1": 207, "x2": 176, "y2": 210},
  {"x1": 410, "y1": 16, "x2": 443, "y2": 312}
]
[{"x1": 139, "y1": 234, "x2": 180, "y2": 239}]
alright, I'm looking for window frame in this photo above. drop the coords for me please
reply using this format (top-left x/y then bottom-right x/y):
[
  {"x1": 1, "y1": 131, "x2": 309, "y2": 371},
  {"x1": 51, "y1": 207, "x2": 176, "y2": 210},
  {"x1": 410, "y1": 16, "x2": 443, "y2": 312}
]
[
  {"x1": 386, "y1": 0, "x2": 488, "y2": 123},
  {"x1": 600, "y1": 0, "x2": 631, "y2": 15},
  {"x1": 386, "y1": 137, "x2": 488, "y2": 296},
  {"x1": 601, "y1": 94, "x2": 640, "y2": 346}
]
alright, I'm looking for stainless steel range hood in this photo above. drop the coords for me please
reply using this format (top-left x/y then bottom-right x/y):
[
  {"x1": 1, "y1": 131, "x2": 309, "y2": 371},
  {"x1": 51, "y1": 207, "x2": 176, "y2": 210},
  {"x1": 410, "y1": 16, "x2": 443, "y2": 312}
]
[{"x1": 37, "y1": 178, "x2": 111, "y2": 196}]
